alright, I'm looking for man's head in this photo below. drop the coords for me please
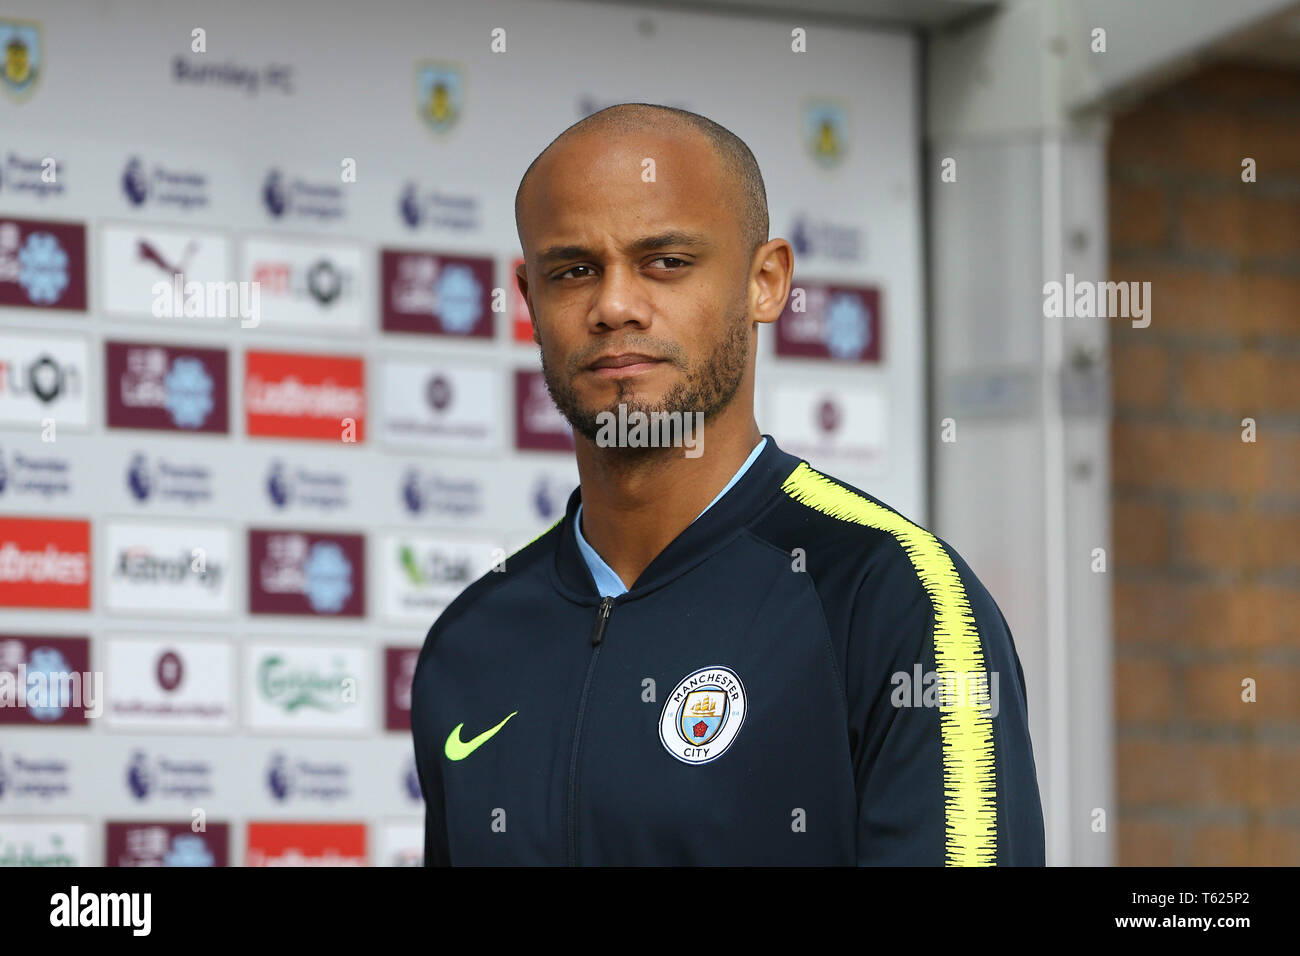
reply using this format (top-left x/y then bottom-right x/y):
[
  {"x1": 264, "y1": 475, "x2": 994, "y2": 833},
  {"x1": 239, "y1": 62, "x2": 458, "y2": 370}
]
[{"x1": 514, "y1": 103, "x2": 790, "y2": 449}]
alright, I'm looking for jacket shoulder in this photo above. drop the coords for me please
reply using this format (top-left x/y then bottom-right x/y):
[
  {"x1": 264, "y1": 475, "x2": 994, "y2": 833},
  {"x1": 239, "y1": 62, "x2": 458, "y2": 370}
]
[
  {"x1": 753, "y1": 459, "x2": 933, "y2": 571},
  {"x1": 751, "y1": 458, "x2": 999, "y2": 626}
]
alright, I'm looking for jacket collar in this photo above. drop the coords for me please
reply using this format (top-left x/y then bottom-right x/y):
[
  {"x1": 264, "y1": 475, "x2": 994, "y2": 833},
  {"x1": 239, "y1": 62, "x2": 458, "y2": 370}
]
[{"x1": 550, "y1": 433, "x2": 802, "y2": 605}]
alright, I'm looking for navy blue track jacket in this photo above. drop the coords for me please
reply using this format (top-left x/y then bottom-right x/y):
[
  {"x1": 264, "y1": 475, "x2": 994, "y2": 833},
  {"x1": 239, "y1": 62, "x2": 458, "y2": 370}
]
[{"x1": 411, "y1": 435, "x2": 1046, "y2": 865}]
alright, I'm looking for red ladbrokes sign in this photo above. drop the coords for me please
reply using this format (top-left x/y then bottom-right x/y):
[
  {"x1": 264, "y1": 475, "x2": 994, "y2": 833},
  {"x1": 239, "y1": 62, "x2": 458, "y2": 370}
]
[
  {"x1": 0, "y1": 517, "x2": 91, "y2": 609},
  {"x1": 245, "y1": 822, "x2": 366, "y2": 866},
  {"x1": 244, "y1": 350, "x2": 366, "y2": 442}
]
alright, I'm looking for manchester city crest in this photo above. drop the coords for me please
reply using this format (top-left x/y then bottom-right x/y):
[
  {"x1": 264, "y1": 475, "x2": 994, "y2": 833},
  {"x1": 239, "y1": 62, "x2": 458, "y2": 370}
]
[
  {"x1": 416, "y1": 61, "x2": 463, "y2": 136},
  {"x1": 0, "y1": 18, "x2": 40, "y2": 101},
  {"x1": 659, "y1": 665, "x2": 747, "y2": 765},
  {"x1": 803, "y1": 100, "x2": 847, "y2": 170}
]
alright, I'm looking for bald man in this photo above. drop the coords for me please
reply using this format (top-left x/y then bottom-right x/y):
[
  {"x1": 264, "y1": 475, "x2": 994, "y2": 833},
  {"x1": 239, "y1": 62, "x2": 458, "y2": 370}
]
[{"x1": 410, "y1": 103, "x2": 1045, "y2": 866}]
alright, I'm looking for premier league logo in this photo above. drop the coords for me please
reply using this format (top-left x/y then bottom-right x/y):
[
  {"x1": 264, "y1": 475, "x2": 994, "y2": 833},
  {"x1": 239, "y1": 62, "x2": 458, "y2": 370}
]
[
  {"x1": 127, "y1": 452, "x2": 154, "y2": 501},
  {"x1": 416, "y1": 61, "x2": 463, "y2": 136},
  {"x1": 0, "y1": 19, "x2": 40, "y2": 101},
  {"x1": 267, "y1": 752, "x2": 292, "y2": 801},
  {"x1": 266, "y1": 460, "x2": 290, "y2": 508},
  {"x1": 401, "y1": 468, "x2": 424, "y2": 515},
  {"x1": 659, "y1": 666, "x2": 747, "y2": 765},
  {"x1": 400, "y1": 182, "x2": 422, "y2": 228},
  {"x1": 533, "y1": 475, "x2": 555, "y2": 520},
  {"x1": 122, "y1": 156, "x2": 149, "y2": 206},
  {"x1": 262, "y1": 168, "x2": 288, "y2": 218},
  {"x1": 126, "y1": 750, "x2": 153, "y2": 800}
]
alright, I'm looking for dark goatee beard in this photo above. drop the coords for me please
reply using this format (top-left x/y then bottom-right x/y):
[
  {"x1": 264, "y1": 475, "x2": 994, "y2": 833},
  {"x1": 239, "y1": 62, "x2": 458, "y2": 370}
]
[{"x1": 540, "y1": 310, "x2": 751, "y2": 455}]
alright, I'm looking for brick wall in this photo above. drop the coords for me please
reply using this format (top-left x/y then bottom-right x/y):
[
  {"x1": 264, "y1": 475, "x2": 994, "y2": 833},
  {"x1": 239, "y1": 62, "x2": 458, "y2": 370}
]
[{"x1": 1109, "y1": 62, "x2": 1300, "y2": 865}]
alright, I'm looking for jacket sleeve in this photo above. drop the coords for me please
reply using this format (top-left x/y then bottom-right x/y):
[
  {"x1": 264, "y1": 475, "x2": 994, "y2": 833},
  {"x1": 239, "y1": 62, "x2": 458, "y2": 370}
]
[
  {"x1": 410, "y1": 624, "x2": 450, "y2": 867},
  {"x1": 846, "y1": 537, "x2": 1046, "y2": 866}
]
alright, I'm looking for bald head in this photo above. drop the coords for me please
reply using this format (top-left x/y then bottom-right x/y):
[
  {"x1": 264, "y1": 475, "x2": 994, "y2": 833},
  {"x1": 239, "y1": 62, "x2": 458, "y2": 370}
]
[{"x1": 514, "y1": 103, "x2": 769, "y2": 259}]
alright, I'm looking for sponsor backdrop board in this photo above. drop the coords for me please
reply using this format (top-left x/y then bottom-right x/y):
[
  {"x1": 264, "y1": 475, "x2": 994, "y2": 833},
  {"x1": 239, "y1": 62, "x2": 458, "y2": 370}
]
[{"x1": 0, "y1": 0, "x2": 923, "y2": 866}]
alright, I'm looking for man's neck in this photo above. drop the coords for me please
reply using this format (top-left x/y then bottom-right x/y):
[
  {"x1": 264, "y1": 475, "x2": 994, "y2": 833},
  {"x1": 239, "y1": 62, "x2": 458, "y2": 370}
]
[{"x1": 575, "y1": 413, "x2": 763, "y2": 590}]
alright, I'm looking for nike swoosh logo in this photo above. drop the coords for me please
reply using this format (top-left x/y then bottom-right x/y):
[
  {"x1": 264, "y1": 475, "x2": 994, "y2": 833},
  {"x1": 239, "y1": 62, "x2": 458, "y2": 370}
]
[{"x1": 445, "y1": 711, "x2": 518, "y2": 761}]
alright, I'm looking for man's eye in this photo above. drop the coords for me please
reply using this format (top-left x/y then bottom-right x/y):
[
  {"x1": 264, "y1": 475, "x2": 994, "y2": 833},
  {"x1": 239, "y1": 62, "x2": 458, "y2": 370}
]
[
  {"x1": 554, "y1": 265, "x2": 594, "y2": 280},
  {"x1": 652, "y1": 257, "x2": 689, "y2": 269}
]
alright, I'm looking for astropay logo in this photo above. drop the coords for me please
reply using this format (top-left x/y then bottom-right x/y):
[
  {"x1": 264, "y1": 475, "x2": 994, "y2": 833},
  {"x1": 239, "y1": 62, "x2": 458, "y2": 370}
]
[{"x1": 104, "y1": 521, "x2": 233, "y2": 614}]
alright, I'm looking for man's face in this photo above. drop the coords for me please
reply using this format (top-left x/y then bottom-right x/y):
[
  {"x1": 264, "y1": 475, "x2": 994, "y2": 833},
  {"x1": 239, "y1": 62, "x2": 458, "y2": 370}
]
[{"x1": 516, "y1": 130, "x2": 753, "y2": 445}]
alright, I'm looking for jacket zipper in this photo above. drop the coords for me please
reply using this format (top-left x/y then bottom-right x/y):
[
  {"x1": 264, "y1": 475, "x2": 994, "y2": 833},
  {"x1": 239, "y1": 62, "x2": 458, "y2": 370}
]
[{"x1": 566, "y1": 595, "x2": 614, "y2": 866}]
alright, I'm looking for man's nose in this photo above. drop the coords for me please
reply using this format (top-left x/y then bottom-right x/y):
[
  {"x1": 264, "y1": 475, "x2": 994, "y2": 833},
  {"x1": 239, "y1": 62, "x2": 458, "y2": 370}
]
[{"x1": 588, "y1": 263, "x2": 652, "y2": 332}]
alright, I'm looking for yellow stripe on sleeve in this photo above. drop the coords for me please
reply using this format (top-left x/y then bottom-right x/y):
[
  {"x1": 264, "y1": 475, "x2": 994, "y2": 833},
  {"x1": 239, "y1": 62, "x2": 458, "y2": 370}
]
[{"x1": 780, "y1": 462, "x2": 998, "y2": 865}]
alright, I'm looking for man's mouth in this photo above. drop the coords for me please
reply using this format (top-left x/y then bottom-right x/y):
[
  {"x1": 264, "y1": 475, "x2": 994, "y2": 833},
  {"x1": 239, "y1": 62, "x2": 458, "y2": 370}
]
[{"x1": 585, "y1": 353, "x2": 666, "y2": 378}]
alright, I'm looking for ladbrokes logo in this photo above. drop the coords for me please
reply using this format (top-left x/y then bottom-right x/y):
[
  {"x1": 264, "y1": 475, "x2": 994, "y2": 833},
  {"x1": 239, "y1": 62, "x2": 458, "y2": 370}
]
[
  {"x1": 246, "y1": 822, "x2": 365, "y2": 867},
  {"x1": 244, "y1": 350, "x2": 365, "y2": 442},
  {"x1": 248, "y1": 529, "x2": 365, "y2": 617},
  {"x1": 105, "y1": 341, "x2": 229, "y2": 433},
  {"x1": 0, "y1": 517, "x2": 90, "y2": 609}
]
